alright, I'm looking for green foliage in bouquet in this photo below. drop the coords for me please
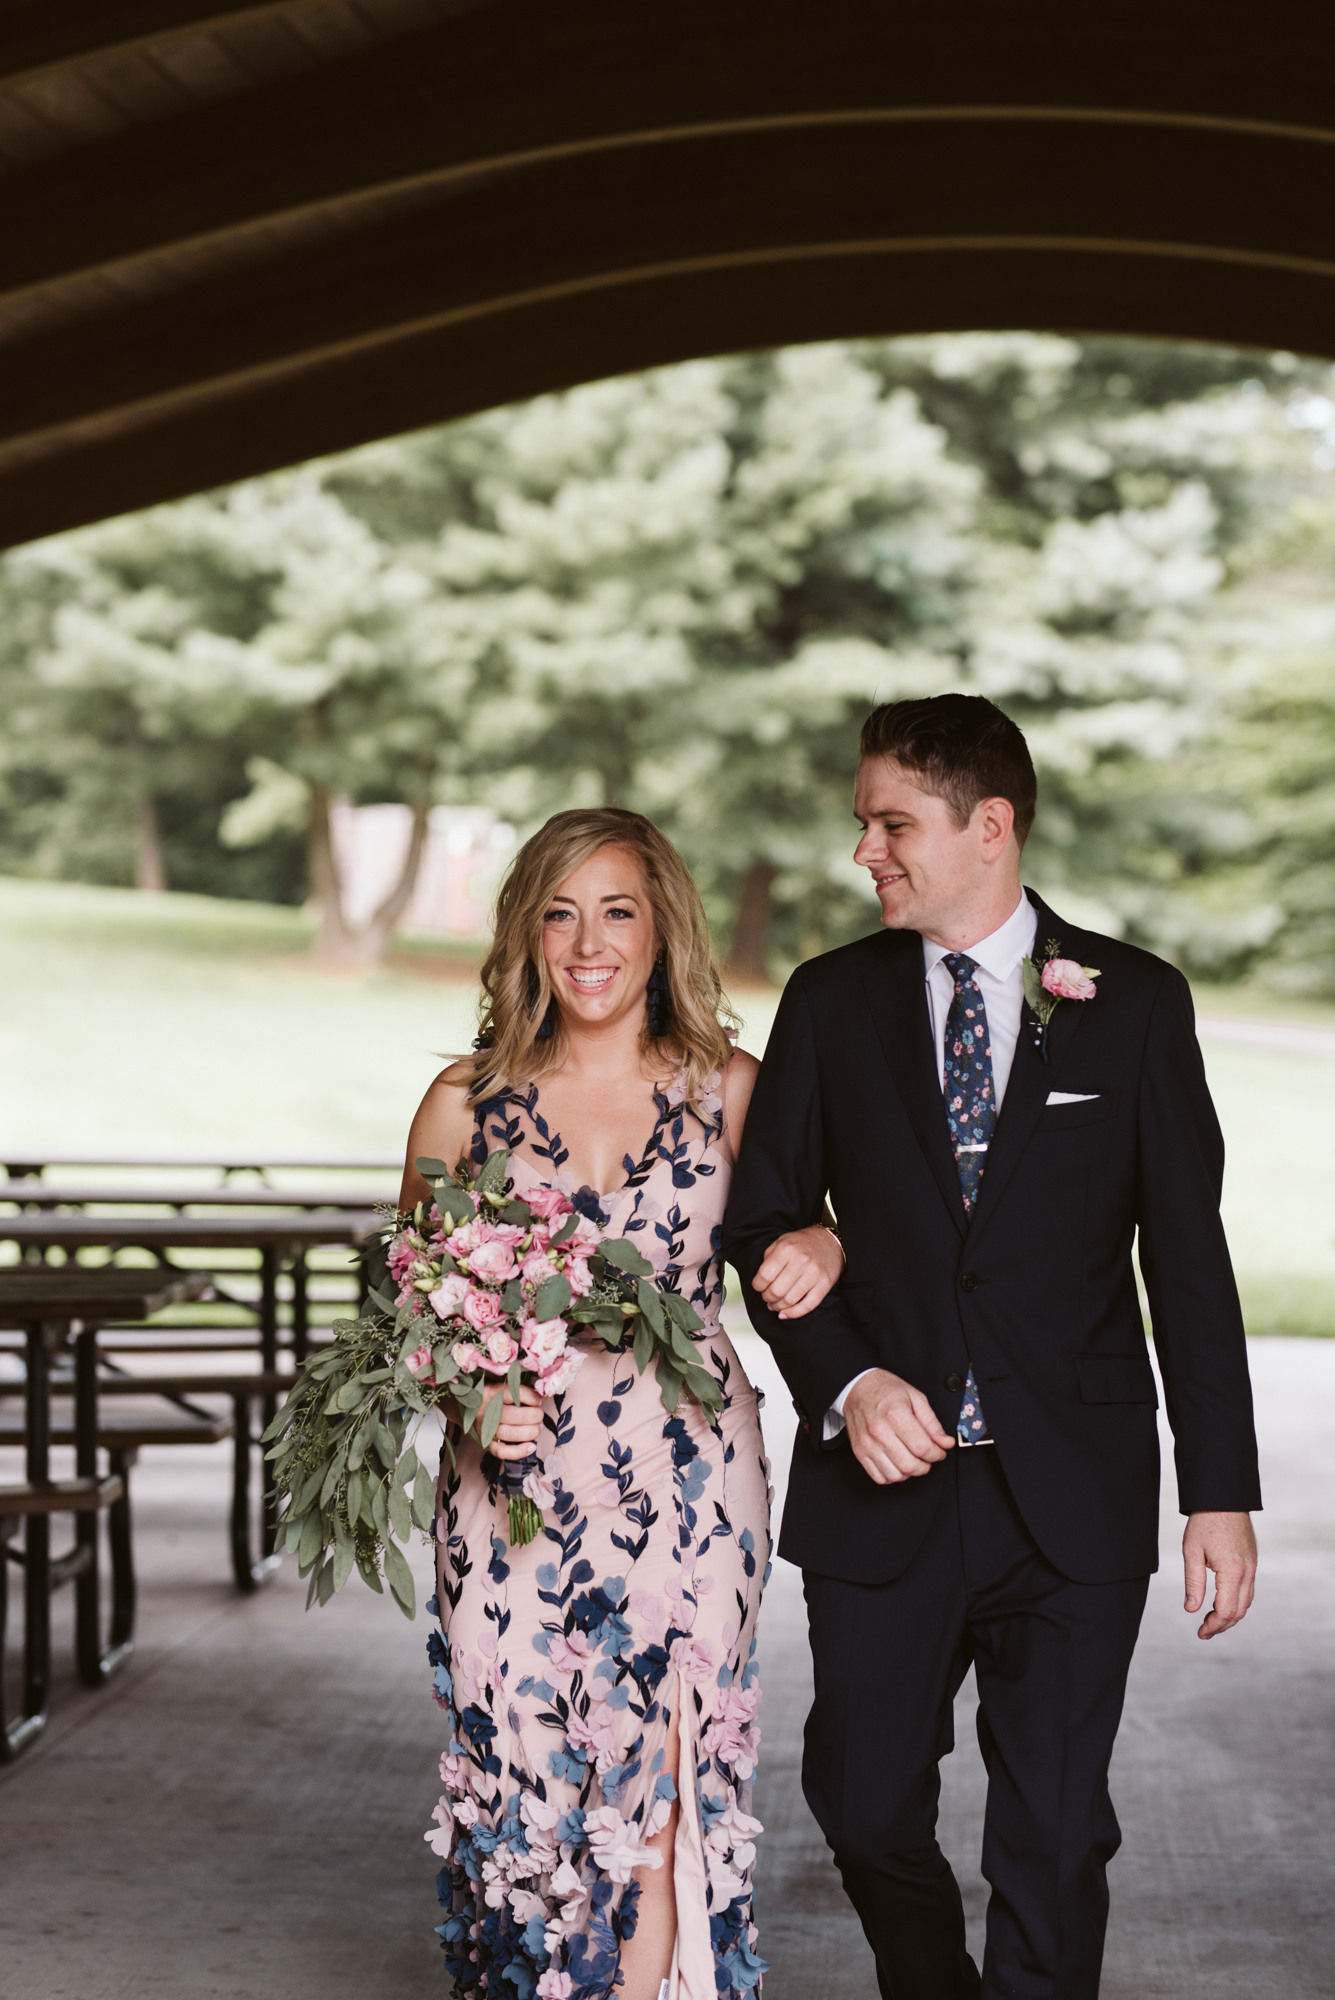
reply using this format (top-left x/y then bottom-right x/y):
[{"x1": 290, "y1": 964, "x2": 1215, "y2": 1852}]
[{"x1": 261, "y1": 1148, "x2": 722, "y2": 1616}]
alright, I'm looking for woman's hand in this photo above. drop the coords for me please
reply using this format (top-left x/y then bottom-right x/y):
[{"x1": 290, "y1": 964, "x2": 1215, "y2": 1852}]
[
  {"x1": 753, "y1": 1224, "x2": 845, "y2": 1320},
  {"x1": 478, "y1": 1380, "x2": 545, "y2": 1460}
]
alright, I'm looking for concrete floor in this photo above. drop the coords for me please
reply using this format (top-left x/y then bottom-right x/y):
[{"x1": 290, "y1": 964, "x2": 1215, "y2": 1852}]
[{"x1": 1, "y1": 1335, "x2": 1330, "y2": 1998}]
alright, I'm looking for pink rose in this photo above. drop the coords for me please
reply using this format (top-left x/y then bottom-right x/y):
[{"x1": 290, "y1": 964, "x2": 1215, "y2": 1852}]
[
  {"x1": 489, "y1": 1223, "x2": 528, "y2": 1249},
  {"x1": 535, "y1": 1349, "x2": 584, "y2": 1398},
  {"x1": 443, "y1": 1217, "x2": 485, "y2": 1259},
  {"x1": 468, "y1": 1238, "x2": 518, "y2": 1283},
  {"x1": 1040, "y1": 958, "x2": 1099, "y2": 1002},
  {"x1": 561, "y1": 1216, "x2": 603, "y2": 1257},
  {"x1": 403, "y1": 1341, "x2": 435, "y2": 1379},
  {"x1": 462, "y1": 1287, "x2": 505, "y2": 1332},
  {"x1": 521, "y1": 1248, "x2": 558, "y2": 1286},
  {"x1": 520, "y1": 1316, "x2": 568, "y2": 1366},
  {"x1": 429, "y1": 1272, "x2": 471, "y2": 1319},
  {"x1": 387, "y1": 1239, "x2": 417, "y2": 1281},
  {"x1": 563, "y1": 1256, "x2": 594, "y2": 1299},
  {"x1": 479, "y1": 1326, "x2": 519, "y2": 1373},
  {"x1": 451, "y1": 1341, "x2": 483, "y2": 1372},
  {"x1": 526, "y1": 1185, "x2": 574, "y2": 1222}
]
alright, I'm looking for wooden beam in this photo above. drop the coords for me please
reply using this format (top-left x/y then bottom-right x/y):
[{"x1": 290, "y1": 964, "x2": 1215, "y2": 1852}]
[
  {"x1": 4, "y1": 242, "x2": 1334, "y2": 547},
  {"x1": 0, "y1": 2, "x2": 288, "y2": 81},
  {"x1": 3, "y1": 2, "x2": 1335, "y2": 300},
  {"x1": 2, "y1": 115, "x2": 1333, "y2": 455}
]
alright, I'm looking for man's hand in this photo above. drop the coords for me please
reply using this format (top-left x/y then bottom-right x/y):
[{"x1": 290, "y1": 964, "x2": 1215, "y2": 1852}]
[
  {"x1": 1183, "y1": 1511, "x2": 1257, "y2": 1639},
  {"x1": 844, "y1": 1368, "x2": 954, "y2": 1485},
  {"x1": 754, "y1": 1225, "x2": 844, "y2": 1320}
]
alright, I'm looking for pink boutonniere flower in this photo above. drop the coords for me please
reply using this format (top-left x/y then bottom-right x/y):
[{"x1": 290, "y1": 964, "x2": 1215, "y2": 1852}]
[{"x1": 1023, "y1": 939, "x2": 1101, "y2": 1063}]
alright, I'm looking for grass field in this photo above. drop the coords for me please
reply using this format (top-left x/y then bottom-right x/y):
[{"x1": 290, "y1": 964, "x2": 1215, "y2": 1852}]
[{"x1": 2, "y1": 875, "x2": 1331, "y2": 1333}]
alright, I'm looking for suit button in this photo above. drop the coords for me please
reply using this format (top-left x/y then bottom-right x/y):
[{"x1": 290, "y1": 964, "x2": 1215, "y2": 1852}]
[
  {"x1": 960, "y1": 1272, "x2": 978, "y2": 1293},
  {"x1": 944, "y1": 1371, "x2": 964, "y2": 1394}
]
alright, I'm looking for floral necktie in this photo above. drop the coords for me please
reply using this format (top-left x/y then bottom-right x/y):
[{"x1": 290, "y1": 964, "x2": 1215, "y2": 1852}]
[{"x1": 943, "y1": 952, "x2": 993, "y2": 1446}]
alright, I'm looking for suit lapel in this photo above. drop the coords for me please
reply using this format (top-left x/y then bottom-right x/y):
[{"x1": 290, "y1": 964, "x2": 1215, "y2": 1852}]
[
  {"x1": 966, "y1": 892, "x2": 1090, "y2": 1243},
  {"x1": 861, "y1": 932, "x2": 967, "y2": 1240}
]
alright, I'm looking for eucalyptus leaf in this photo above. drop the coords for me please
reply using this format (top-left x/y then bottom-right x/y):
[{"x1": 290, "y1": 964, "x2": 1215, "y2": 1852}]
[
  {"x1": 636, "y1": 1278, "x2": 666, "y2": 1334},
  {"x1": 358, "y1": 1557, "x2": 384, "y2": 1595},
  {"x1": 412, "y1": 1464, "x2": 436, "y2": 1533},
  {"x1": 602, "y1": 1236, "x2": 652, "y2": 1277},
  {"x1": 654, "y1": 1359, "x2": 683, "y2": 1414},
  {"x1": 382, "y1": 1538, "x2": 416, "y2": 1619},
  {"x1": 389, "y1": 1479, "x2": 412, "y2": 1543},
  {"x1": 374, "y1": 1424, "x2": 399, "y2": 1469},
  {"x1": 398, "y1": 1445, "x2": 421, "y2": 1488},
  {"x1": 548, "y1": 1212, "x2": 578, "y2": 1247},
  {"x1": 316, "y1": 1558, "x2": 337, "y2": 1606},
  {"x1": 345, "y1": 1468, "x2": 363, "y2": 1522},
  {"x1": 476, "y1": 1148, "x2": 511, "y2": 1196},
  {"x1": 632, "y1": 1318, "x2": 654, "y2": 1375},
  {"x1": 297, "y1": 1509, "x2": 323, "y2": 1573},
  {"x1": 414, "y1": 1156, "x2": 452, "y2": 1182},
  {"x1": 332, "y1": 1530, "x2": 356, "y2": 1594},
  {"x1": 499, "y1": 1198, "x2": 532, "y2": 1226},
  {"x1": 478, "y1": 1390, "x2": 504, "y2": 1449},
  {"x1": 507, "y1": 1358, "x2": 523, "y2": 1406},
  {"x1": 432, "y1": 1343, "x2": 459, "y2": 1381},
  {"x1": 1021, "y1": 957, "x2": 1045, "y2": 1012},
  {"x1": 535, "y1": 1273, "x2": 572, "y2": 1320}
]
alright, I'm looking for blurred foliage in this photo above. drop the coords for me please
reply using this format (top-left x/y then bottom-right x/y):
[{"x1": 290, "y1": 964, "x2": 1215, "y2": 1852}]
[{"x1": 3, "y1": 334, "x2": 1335, "y2": 979}]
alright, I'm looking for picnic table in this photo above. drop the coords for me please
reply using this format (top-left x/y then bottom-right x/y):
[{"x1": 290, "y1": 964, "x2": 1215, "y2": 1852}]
[
  {"x1": 1, "y1": 1182, "x2": 390, "y2": 1212},
  {"x1": 0, "y1": 1211, "x2": 381, "y2": 1368},
  {"x1": 0, "y1": 1267, "x2": 210, "y2": 1760},
  {"x1": 2, "y1": 1153, "x2": 400, "y2": 1182}
]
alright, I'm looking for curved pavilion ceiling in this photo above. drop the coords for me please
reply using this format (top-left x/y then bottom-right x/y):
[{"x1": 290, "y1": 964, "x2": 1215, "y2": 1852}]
[{"x1": 2, "y1": 0, "x2": 1335, "y2": 545}]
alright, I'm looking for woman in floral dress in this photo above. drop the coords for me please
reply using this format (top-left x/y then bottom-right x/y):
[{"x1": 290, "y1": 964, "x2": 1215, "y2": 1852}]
[{"x1": 399, "y1": 809, "x2": 841, "y2": 2000}]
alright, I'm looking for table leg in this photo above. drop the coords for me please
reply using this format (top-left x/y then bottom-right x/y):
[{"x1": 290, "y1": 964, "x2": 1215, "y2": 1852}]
[
  {"x1": 74, "y1": 1327, "x2": 133, "y2": 1686},
  {"x1": 231, "y1": 1393, "x2": 283, "y2": 1592},
  {"x1": 3, "y1": 1322, "x2": 52, "y2": 1758},
  {"x1": 291, "y1": 1251, "x2": 309, "y2": 1366},
  {"x1": 259, "y1": 1248, "x2": 281, "y2": 1554}
]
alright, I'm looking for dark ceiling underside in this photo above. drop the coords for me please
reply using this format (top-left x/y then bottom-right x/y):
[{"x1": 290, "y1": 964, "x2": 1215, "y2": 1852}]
[{"x1": 3, "y1": 1, "x2": 1335, "y2": 545}]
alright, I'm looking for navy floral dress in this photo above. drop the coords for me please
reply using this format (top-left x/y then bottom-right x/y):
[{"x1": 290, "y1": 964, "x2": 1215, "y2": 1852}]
[{"x1": 425, "y1": 1063, "x2": 772, "y2": 2000}]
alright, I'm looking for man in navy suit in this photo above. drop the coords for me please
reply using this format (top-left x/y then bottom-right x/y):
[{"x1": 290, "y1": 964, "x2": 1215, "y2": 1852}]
[{"x1": 724, "y1": 694, "x2": 1260, "y2": 1999}]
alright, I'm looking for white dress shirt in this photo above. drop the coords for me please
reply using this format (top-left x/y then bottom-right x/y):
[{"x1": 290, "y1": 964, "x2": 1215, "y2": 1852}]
[{"x1": 824, "y1": 892, "x2": 1038, "y2": 1439}]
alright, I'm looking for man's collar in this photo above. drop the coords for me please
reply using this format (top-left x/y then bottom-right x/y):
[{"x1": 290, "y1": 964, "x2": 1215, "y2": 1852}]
[{"x1": 921, "y1": 891, "x2": 1038, "y2": 982}]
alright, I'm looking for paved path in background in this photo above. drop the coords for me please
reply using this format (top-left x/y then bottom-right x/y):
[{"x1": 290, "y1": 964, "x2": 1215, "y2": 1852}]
[{"x1": 1, "y1": 1339, "x2": 1330, "y2": 1998}]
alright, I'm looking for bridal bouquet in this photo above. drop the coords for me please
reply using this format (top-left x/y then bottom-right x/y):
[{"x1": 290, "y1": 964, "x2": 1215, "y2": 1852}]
[{"x1": 262, "y1": 1147, "x2": 722, "y2": 1617}]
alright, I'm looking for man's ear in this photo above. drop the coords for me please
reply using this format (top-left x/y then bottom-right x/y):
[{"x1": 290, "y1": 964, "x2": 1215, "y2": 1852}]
[{"x1": 976, "y1": 795, "x2": 1017, "y2": 860}]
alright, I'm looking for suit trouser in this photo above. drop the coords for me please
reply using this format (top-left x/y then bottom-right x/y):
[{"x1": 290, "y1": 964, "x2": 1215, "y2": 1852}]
[{"x1": 801, "y1": 1447, "x2": 1149, "y2": 2000}]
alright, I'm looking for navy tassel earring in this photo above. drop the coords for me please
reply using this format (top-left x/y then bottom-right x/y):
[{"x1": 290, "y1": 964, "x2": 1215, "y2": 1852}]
[
  {"x1": 534, "y1": 996, "x2": 556, "y2": 1039},
  {"x1": 646, "y1": 952, "x2": 671, "y2": 1038}
]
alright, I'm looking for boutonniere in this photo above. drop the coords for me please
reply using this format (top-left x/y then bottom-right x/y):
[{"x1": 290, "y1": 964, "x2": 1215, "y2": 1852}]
[{"x1": 1022, "y1": 939, "x2": 1101, "y2": 1064}]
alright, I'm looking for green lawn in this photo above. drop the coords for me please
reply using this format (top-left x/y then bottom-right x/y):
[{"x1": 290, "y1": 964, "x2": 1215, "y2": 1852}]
[{"x1": 1, "y1": 876, "x2": 1330, "y2": 1333}]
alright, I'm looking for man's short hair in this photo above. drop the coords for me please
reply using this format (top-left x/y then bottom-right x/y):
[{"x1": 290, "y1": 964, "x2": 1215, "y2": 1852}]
[{"x1": 859, "y1": 693, "x2": 1037, "y2": 847}]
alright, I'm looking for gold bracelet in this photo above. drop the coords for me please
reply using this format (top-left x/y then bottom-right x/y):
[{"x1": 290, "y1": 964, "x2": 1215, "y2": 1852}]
[{"x1": 822, "y1": 1224, "x2": 847, "y2": 1271}]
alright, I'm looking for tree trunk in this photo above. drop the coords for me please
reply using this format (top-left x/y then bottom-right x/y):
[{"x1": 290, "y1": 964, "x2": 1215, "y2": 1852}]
[
  {"x1": 134, "y1": 792, "x2": 166, "y2": 892},
  {"x1": 307, "y1": 784, "x2": 360, "y2": 966},
  {"x1": 361, "y1": 795, "x2": 432, "y2": 962},
  {"x1": 726, "y1": 859, "x2": 776, "y2": 983}
]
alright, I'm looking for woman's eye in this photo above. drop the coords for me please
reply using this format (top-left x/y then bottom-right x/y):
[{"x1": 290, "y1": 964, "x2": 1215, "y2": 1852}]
[
  {"x1": 607, "y1": 906, "x2": 635, "y2": 920},
  {"x1": 543, "y1": 908, "x2": 573, "y2": 922}
]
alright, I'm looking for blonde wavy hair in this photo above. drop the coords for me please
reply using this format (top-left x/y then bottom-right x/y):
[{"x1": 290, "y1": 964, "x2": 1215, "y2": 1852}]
[{"x1": 468, "y1": 808, "x2": 737, "y2": 1109}]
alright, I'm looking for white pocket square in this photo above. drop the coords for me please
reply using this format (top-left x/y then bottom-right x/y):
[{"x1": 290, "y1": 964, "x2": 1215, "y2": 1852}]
[{"x1": 1046, "y1": 1090, "x2": 1100, "y2": 1105}]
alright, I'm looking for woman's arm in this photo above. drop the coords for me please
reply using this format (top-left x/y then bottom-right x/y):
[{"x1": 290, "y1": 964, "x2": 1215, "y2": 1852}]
[
  {"x1": 398, "y1": 1059, "x2": 478, "y2": 1213},
  {"x1": 722, "y1": 1044, "x2": 843, "y2": 1320}
]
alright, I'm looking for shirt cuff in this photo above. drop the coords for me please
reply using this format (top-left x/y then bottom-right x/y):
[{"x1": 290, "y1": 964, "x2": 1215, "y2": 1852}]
[{"x1": 823, "y1": 1368, "x2": 877, "y2": 1442}]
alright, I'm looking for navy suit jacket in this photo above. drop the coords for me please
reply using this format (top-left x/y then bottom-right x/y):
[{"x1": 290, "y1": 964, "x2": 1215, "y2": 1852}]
[{"x1": 722, "y1": 890, "x2": 1262, "y2": 1586}]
